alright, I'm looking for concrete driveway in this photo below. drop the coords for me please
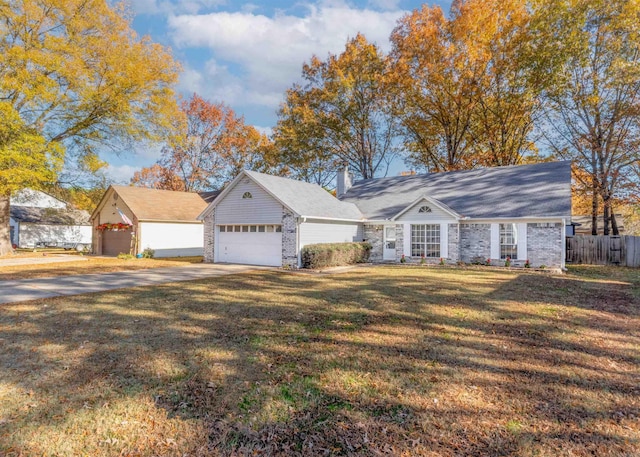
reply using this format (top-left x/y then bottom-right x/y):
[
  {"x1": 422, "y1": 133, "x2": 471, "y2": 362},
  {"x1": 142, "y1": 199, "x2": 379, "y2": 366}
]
[{"x1": 0, "y1": 263, "x2": 271, "y2": 304}]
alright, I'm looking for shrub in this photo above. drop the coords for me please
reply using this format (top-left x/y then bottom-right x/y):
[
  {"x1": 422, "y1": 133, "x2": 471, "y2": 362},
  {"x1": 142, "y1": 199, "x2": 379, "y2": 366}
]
[
  {"x1": 117, "y1": 252, "x2": 135, "y2": 260},
  {"x1": 141, "y1": 247, "x2": 155, "y2": 259},
  {"x1": 301, "y1": 242, "x2": 371, "y2": 269}
]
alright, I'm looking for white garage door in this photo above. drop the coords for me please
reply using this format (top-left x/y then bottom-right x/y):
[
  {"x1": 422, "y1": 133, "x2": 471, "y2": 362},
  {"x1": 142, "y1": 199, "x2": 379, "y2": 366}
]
[{"x1": 217, "y1": 224, "x2": 282, "y2": 266}]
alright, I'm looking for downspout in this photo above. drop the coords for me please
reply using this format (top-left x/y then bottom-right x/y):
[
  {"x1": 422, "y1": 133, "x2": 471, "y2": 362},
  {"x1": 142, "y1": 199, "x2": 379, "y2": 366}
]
[
  {"x1": 297, "y1": 216, "x2": 306, "y2": 268},
  {"x1": 561, "y1": 217, "x2": 567, "y2": 271}
]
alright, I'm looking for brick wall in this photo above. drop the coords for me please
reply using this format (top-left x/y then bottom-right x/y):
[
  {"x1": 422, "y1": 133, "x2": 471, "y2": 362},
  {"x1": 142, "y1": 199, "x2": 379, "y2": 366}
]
[
  {"x1": 448, "y1": 223, "x2": 460, "y2": 262},
  {"x1": 364, "y1": 225, "x2": 384, "y2": 262},
  {"x1": 395, "y1": 224, "x2": 404, "y2": 261},
  {"x1": 282, "y1": 209, "x2": 298, "y2": 268},
  {"x1": 527, "y1": 223, "x2": 563, "y2": 268},
  {"x1": 203, "y1": 210, "x2": 215, "y2": 263},
  {"x1": 459, "y1": 223, "x2": 491, "y2": 262}
]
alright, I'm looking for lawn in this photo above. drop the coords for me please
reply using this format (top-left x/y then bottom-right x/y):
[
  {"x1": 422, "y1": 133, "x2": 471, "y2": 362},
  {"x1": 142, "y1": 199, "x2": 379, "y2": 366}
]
[
  {"x1": 0, "y1": 253, "x2": 204, "y2": 280},
  {"x1": 0, "y1": 266, "x2": 638, "y2": 456}
]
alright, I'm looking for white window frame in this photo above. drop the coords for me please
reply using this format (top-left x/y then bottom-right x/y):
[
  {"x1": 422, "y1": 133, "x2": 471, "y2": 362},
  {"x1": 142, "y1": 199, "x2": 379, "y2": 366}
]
[{"x1": 411, "y1": 224, "x2": 441, "y2": 258}]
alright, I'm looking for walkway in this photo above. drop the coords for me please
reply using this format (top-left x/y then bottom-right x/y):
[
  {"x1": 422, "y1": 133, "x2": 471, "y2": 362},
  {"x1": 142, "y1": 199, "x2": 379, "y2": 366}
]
[{"x1": 0, "y1": 264, "x2": 270, "y2": 304}]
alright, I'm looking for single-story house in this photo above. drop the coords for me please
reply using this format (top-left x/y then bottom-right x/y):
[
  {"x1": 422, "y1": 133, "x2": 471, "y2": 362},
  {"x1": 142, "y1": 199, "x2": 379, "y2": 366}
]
[
  {"x1": 10, "y1": 189, "x2": 92, "y2": 248},
  {"x1": 198, "y1": 161, "x2": 572, "y2": 269},
  {"x1": 91, "y1": 186, "x2": 208, "y2": 257}
]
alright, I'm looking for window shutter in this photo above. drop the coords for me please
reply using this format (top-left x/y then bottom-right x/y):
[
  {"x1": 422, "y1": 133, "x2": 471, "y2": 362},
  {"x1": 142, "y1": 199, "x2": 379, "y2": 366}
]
[
  {"x1": 490, "y1": 223, "x2": 500, "y2": 260},
  {"x1": 517, "y1": 223, "x2": 528, "y2": 260}
]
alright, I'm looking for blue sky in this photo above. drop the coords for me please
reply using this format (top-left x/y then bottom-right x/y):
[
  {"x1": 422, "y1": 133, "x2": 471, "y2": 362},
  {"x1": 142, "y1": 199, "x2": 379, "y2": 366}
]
[{"x1": 105, "y1": 0, "x2": 452, "y2": 182}]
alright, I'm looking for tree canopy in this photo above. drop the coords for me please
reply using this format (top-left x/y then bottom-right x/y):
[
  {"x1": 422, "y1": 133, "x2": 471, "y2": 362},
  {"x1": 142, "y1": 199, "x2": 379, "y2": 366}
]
[
  {"x1": 131, "y1": 93, "x2": 275, "y2": 192},
  {"x1": 0, "y1": 0, "x2": 181, "y2": 254},
  {"x1": 273, "y1": 33, "x2": 399, "y2": 185}
]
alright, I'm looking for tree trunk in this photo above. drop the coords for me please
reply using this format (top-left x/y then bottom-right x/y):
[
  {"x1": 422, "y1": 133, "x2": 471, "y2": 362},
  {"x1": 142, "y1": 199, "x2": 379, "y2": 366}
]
[
  {"x1": 602, "y1": 197, "x2": 610, "y2": 236},
  {"x1": 0, "y1": 194, "x2": 14, "y2": 256},
  {"x1": 611, "y1": 211, "x2": 620, "y2": 236}
]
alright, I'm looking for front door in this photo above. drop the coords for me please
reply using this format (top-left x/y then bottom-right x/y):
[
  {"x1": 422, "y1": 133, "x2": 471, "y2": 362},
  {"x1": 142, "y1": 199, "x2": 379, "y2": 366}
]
[{"x1": 383, "y1": 225, "x2": 396, "y2": 261}]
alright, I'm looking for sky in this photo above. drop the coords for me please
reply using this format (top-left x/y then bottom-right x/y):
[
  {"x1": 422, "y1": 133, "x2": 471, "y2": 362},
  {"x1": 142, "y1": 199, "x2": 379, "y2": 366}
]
[{"x1": 104, "y1": 0, "x2": 452, "y2": 183}]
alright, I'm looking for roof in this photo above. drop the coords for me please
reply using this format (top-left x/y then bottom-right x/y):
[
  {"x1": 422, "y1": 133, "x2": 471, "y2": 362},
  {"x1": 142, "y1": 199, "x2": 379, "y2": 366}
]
[
  {"x1": 341, "y1": 161, "x2": 572, "y2": 220},
  {"x1": 202, "y1": 170, "x2": 363, "y2": 221},
  {"x1": 11, "y1": 206, "x2": 90, "y2": 225},
  {"x1": 105, "y1": 186, "x2": 208, "y2": 222},
  {"x1": 198, "y1": 190, "x2": 221, "y2": 204},
  {"x1": 572, "y1": 214, "x2": 625, "y2": 235}
]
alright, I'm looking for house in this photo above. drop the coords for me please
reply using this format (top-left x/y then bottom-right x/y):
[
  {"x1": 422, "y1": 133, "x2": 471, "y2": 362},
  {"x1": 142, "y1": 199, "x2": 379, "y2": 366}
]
[
  {"x1": 198, "y1": 161, "x2": 572, "y2": 269},
  {"x1": 9, "y1": 189, "x2": 92, "y2": 248},
  {"x1": 91, "y1": 186, "x2": 208, "y2": 257},
  {"x1": 570, "y1": 214, "x2": 625, "y2": 235}
]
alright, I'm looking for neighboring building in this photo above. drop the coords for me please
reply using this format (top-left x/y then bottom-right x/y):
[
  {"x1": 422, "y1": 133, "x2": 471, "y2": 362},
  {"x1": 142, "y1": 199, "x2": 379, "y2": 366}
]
[
  {"x1": 91, "y1": 186, "x2": 208, "y2": 257},
  {"x1": 9, "y1": 189, "x2": 92, "y2": 248},
  {"x1": 198, "y1": 161, "x2": 572, "y2": 269},
  {"x1": 570, "y1": 214, "x2": 625, "y2": 235}
]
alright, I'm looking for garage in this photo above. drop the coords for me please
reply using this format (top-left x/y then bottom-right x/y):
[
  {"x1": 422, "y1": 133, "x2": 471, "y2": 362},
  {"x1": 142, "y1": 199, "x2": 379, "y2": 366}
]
[
  {"x1": 217, "y1": 224, "x2": 282, "y2": 266},
  {"x1": 102, "y1": 229, "x2": 132, "y2": 256}
]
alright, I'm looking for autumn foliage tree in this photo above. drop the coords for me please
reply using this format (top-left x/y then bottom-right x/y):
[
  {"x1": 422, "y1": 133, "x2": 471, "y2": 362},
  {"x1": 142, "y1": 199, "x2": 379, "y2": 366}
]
[
  {"x1": 132, "y1": 94, "x2": 275, "y2": 192},
  {"x1": 0, "y1": 0, "x2": 180, "y2": 255},
  {"x1": 537, "y1": 0, "x2": 640, "y2": 235},
  {"x1": 388, "y1": 0, "x2": 541, "y2": 173},
  {"x1": 273, "y1": 33, "x2": 399, "y2": 185}
]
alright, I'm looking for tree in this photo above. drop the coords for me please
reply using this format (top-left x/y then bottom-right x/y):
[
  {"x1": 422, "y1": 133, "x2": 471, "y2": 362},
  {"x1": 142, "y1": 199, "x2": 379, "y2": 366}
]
[
  {"x1": 538, "y1": 0, "x2": 640, "y2": 235},
  {"x1": 132, "y1": 94, "x2": 274, "y2": 192},
  {"x1": 273, "y1": 33, "x2": 399, "y2": 184},
  {"x1": 388, "y1": 0, "x2": 541, "y2": 172},
  {"x1": 0, "y1": 0, "x2": 180, "y2": 255}
]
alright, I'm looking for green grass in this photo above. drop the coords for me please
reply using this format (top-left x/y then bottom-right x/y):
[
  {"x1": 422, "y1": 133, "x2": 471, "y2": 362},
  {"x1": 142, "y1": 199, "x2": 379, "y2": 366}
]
[{"x1": 0, "y1": 265, "x2": 638, "y2": 456}]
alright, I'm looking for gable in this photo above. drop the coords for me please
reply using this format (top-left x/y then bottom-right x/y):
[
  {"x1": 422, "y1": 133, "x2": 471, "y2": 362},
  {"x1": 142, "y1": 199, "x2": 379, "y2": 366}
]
[
  {"x1": 395, "y1": 198, "x2": 459, "y2": 222},
  {"x1": 215, "y1": 177, "x2": 283, "y2": 224}
]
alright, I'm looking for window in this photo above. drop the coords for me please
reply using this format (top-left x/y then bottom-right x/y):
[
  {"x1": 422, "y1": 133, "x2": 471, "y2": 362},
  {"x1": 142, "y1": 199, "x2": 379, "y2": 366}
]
[
  {"x1": 500, "y1": 223, "x2": 518, "y2": 259},
  {"x1": 418, "y1": 205, "x2": 432, "y2": 213},
  {"x1": 250, "y1": 225, "x2": 257, "y2": 232},
  {"x1": 219, "y1": 225, "x2": 226, "y2": 232},
  {"x1": 242, "y1": 192, "x2": 252, "y2": 199},
  {"x1": 234, "y1": 225, "x2": 241, "y2": 232},
  {"x1": 242, "y1": 225, "x2": 249, "y2": 232},
  {"x1": 275, "y1": 225, "x2": 282, "y2": 233},
  {"x1": 266, "y1": 225, "x2": 274, "y2": 232},
  {"x1": 411, "y1": 224, "x2": 440, "y2": 257},
  {"x1": 258, "y1": 225, "x2": 265, "y2": 233}
]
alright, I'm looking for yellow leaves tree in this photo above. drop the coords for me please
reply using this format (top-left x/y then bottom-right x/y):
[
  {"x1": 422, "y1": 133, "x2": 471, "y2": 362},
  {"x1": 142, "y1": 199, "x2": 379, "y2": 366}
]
[
  {"x1": 273, "y1": 33, "x2": 399, "y2": 185},
  {"x1": 132, "y1": 94, "x2": 274, "y2": 192},
  {"x1": 388, "y1": 0, "x2": 541, "y2": 172},
  {"x1": 0, "y1": 0, "x2": 180, "y2": 254},
  {"x1": 538, "y1": 0, "x2": 640, "y2": 235}
]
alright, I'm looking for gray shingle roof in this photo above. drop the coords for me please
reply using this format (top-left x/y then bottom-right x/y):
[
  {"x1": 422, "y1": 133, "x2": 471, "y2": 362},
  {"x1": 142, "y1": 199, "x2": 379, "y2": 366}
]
[
  {"x1": 11, "y1": 206, "x2": 91, "y2": 225},
  {"x1": 341, "y1": 161, "x2": 572, "y2": 220},
  {"x1": 244, "y1": 170, "x2": 364, "y2": 220}
]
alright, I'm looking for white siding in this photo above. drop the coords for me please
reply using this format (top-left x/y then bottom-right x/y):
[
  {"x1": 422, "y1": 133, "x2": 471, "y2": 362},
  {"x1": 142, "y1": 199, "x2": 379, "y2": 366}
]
[
  {"x1": 138, "y1": 222, "x2": 204, "y2": 257},
  {"x1": 396, "y1": 201, "x2": 455, "y2": 222},
  {"x1": 299, "y1": 220, "x2": 363, "y2": 248},
  {"x1": 17, "y1": 224, "x2": 92, "y2": 248},
  {"x1": 216, "y1": 179, "x2": 283, "y2": 224}
]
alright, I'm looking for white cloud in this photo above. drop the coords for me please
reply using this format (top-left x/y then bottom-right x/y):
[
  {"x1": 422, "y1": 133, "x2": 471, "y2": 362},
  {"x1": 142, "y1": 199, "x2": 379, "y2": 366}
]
[
  {"x1": 168, "y1": 4, "x2": 406, "y2": 110},
  {"x1": 104, "y1": 164, "x2": 140, "y2": 184}
]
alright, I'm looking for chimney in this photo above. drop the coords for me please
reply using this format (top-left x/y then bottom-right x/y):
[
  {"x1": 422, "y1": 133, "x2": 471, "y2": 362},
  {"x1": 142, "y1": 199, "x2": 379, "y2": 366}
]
[{"x1": 336, "y1": 163, "x2": 352, "y2": 198}]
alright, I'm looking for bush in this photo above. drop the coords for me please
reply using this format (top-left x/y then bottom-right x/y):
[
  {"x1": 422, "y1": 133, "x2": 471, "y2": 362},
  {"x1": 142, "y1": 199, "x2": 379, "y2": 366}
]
[
  {"x1": 117, "y1": 252, "x2": 135, "y2": 260},
  {"x1": 301, "y1": 242, "x2": 371, "y2": 269},
  {"x1": 141, "y1": 247, "x2": 155, "y2": 259}
]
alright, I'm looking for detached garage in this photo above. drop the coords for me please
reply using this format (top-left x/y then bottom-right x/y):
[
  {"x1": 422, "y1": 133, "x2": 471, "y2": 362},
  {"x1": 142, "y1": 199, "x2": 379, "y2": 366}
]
[
  {"x1": 91, "y1": 186, "x2": 207, "y2": 258},
  {"x1": 199, "y1": 170, "x2": 364, "y2": 267}
]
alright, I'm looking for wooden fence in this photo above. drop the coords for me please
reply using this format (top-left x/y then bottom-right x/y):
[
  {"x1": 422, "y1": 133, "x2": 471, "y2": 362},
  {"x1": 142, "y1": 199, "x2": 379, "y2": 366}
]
[{"x1": 566, "y1": 235, "x2": 640, "y2": 267}]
